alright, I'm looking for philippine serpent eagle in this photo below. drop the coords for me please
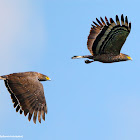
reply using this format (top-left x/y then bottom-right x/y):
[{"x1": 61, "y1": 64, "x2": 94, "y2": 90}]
[
  {"x1": 72, "y1": 14, "x2": 132, "y2": 63},
  {"x1": 0, "y1": 72, "x2": 51, "y2": 124}
]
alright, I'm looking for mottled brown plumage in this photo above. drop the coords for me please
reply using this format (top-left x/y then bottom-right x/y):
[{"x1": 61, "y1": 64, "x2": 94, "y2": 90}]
[
  {"x1": 72, "y1": 14, "x2": 132, "y2": 63},
  {"x1": 0, "y1": 72, "x2": 51, "y2": 124}
]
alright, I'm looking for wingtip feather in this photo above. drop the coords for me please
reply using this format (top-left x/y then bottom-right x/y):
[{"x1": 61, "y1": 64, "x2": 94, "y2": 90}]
[
  {"x1": 121, "y1": 14, "x2": 124, "y2": 25},
  {"x1": 125, "y1": 16, "x2": 128, "y2": 26},
  {"x1": 116, "y1": 15, "x2": 120, "y2": 25}
]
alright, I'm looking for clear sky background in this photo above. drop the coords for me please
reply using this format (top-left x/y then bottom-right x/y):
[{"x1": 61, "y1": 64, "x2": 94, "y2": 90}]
[{"x1": 0, "y1": 0, "x2": 139, "y2": 140}]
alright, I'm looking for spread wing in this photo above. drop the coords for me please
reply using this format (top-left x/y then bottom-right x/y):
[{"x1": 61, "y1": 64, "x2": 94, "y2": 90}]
[
  {"x1": 4, "y1": 74, "x2": 47, "y2": 124},
  {"x1": 87, "y1": 14, "x2": 131, "y2": 55},
  {"x1": 87, "y1": 17, "x2": 105, "y2": 55}
]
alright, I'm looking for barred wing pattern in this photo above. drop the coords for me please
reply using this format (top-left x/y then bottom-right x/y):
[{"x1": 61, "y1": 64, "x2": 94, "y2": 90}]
[
  {"x1": 87, "y1": 14, "x2": 131, "y2": 55},
  {"x1": 4, "y1": 74, "x2": 47, "y2": 124}
]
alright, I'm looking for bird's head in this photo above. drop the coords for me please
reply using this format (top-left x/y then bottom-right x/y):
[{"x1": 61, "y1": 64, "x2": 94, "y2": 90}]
[
  {"x1": 120, "y1": 53, "x2": 132, "y2": 61},
  {"x1": 125, "y1": 55, "x2": 132, "y2": 61},
  {"x1": 37, "y1": 73, "x2": 51, "y2": 81}
]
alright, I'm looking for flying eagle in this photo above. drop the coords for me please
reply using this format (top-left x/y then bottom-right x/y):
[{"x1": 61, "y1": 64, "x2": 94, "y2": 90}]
[
  {"x1": 0, "y1": 72, "x2": 51, "y2": 124},
  {"x1": 72, "y1": 14, "x2": 132, "y2": 63}
]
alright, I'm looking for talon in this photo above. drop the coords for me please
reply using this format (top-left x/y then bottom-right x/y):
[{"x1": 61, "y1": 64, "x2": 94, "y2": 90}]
[{"x1": 85, "y1": 60, "x2": 94, "y2": 64}]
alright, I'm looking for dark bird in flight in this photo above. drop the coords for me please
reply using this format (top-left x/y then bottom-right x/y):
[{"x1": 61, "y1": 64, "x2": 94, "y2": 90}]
[
  {"x1": 0, "y1": 72, "x2": 51, "y2": 124},
  {"x1": 72, "y1": 14, "x2": 132, "y2": 63}
]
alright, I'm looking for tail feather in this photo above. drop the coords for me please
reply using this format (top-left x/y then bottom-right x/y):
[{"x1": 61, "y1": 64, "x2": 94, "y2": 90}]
[
  {"x1": 71, "y1": 56, "x2": 84, "y2": 59},
  {"x1": 0, "y1": 75, "x2": 6, "y2": 80},
  {"x1": 71, "y1": 55, "x2": 93, "y2": 59}
]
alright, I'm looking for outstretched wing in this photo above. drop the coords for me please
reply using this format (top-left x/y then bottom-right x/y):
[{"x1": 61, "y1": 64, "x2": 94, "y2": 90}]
[
  {"x1": 87, "y1": 17, "x2": 105, "y2": 55},
  {"x1": 87, "y1": 14, "x2": 131, "y2": 55},
  {"x1": 4, "y1": 74, "x2": 47, "y2": 124}
]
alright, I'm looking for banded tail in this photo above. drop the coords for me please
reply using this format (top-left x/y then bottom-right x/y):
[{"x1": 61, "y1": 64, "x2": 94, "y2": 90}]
[
  {"x1": 71, "y1": 55, "x2": 93, "y2": 59},
  {"x1": 0, "y1": 75, "x2": 6, "y2": 80}
]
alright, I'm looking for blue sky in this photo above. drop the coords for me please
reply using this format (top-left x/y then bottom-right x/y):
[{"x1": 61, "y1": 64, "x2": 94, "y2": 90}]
[{"x1": 0, "y1": 0, "x2": 139, "y2": 140}]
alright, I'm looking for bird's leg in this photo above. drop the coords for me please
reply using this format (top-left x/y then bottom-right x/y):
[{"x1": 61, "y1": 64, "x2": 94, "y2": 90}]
[{"x1": 85, "y1": 60, "x2": 94, "y2": 64}]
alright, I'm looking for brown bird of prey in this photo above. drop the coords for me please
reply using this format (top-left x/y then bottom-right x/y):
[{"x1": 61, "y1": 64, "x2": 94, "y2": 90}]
[
  {"x1": 0, "y1": 72, "x2": 51, "y2": 124},
  {"x1": 72, "y1": 14, "x2": 132, "y2": 63}
]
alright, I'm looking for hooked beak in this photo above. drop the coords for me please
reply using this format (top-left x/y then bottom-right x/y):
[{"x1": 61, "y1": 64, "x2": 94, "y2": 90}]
[
  {"x1": 127, "y1": 56, "x2": 132, "y2": 61},
  {"x1": 46, "y1": 76, "x2": 51, "y2": 81}
]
